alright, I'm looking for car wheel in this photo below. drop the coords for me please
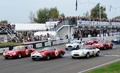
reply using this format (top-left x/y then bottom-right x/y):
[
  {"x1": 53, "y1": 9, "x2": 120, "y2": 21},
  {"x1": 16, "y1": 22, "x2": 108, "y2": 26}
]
[
  {"x1": 96, "y1": 51, "x2": 100, "y2": 56},
  {"x1": 65, "y1": 48, "x2": 68, "y2": 50},
  {"x1": 76, "y1": 46, "x2": 79, "y2": 50},
  {"x1": 29, "y1": 51, "x2": 32, "y2": 56},
  {"x1": 18, "y1": 53, "x2": 22, "y2": 58},
  {"x1": 86, "y1": 53, "x2": 90, "y2": 58},
  {"x1": 32, "y1": 58, "x2": 36, "y2": 61},
  {"x1": 71, "y1": 56, "x2": 76, "y2": 59},
  {"x1": 68, "y1": 48, "x2": 72, "y2": 51},
  {"x1": 59, "y1": 52, "x2": 63, "y2": 58},
  {"x1": 5, "y1": 57, "x2": 9, "y2": 59},
  {"x1": 104, "y1": 46, "x2": 107, "y2": 50},
  {"x1": 110, "y1": 44, "x2": 113, "y2": 49},
  {"x1": 46, "y1": 54, "x2": 50, "y2": 60}
]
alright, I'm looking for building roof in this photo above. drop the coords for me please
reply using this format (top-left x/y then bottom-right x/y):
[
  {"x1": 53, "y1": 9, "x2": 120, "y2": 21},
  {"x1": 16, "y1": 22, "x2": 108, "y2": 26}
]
[
  {"x1": 12, "y1": 21, "x2": 59, "y2": 31},
  {"x1": 13, "y1": 23, "x2": 47, "y2": 31}
]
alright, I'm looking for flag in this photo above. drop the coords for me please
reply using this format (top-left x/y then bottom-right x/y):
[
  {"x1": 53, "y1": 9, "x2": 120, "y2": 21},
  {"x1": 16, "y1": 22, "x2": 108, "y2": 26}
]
[
  {"x1": 95, "y1": 3, "x2": 100, "y2": 8},
  {"x1": 75, "y1": 0, "x2": 78, "y2": 11},
  {"x1": 109, "y1": 5, "x2": 112, "y2": 12}
]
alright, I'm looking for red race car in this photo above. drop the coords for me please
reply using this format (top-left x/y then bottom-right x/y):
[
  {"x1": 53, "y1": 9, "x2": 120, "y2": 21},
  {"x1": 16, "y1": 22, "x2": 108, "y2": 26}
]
[
  {"x1": 92, "y1": 40, "x2": 113, "y2": 50},
  {"x1": 3, "y1": 45, "x2": 35, "y2": 59},
  {"x1": 84, "y1": 38, "x2": 100, "y2": 45},
  {"x1": 31, "y1": 47, "x2": 66, "y2": 60}
]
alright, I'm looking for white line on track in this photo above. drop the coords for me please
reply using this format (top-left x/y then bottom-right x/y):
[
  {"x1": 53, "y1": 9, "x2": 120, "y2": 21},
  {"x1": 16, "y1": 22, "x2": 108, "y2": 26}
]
[{"x1": 78, "y1": 58, "x2": 120, "y2": 73}]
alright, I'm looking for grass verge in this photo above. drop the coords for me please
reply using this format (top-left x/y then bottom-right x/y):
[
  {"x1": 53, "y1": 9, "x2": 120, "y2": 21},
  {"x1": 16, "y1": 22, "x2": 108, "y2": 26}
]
[
  {"x1": 0, "y1": 42, "x2": 21, "y2": 47},
  {"x1": 87, "y1": 61, "x2": 120, "y2": 73}
]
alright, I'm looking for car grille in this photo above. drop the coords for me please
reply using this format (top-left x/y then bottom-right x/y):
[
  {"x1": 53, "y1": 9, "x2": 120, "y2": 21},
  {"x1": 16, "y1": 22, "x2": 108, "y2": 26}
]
[
  {"x1": 68, "y1": 46, "x2": 72, "y2": 48},
  {"x1": 32, "y1": 56, "x2": 40, "y2": 58},
  {"x1": 5, "y1": 55, "x2": 10, "y2": 57},
  {"x1": 73, "y1": 54, "x2": 79, "y2": 56}
]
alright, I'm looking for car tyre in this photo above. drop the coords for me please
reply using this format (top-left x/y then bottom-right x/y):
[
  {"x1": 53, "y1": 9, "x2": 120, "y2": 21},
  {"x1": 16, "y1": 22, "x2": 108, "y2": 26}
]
[
  {"x1": 32, "y1": 58, "x2": 36, "y2": 61},
  {"x1": 46, "y1": 54, "x2": 50, "y2": 60},
  {"x1": 96, "y1": 51, "x2": 100, "y2": 56},
  {"x1": 104, "y1": 46, "x2": 107, "y2": 50},
  {"x1": 71, "y1": 56, "x2": 75, "y2": 59},
  {"x1": 18, "y1": 53, "x2": 22, "y2": 58},
  {"x1": 65, "y1": 48, "x2": 68, "y2": 50},
  {"x1": 59, "y1": 52, "x2": 63, "y2": 58},
  {"x1": 110, "y1": 44, "x2": 113, "y2": 49},
  {"x1": 5, "y1": 57, "x2": 9, "y2": 59},
  {"x1": 76, "y1": 46, "x2": 79, "y2": 50},
  {"x1": 86, "y1": 53, "x2": 90, "y2": 58}
]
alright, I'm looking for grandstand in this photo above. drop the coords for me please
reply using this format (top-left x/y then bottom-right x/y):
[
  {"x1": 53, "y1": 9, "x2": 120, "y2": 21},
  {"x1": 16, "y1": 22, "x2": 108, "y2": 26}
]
[
  {"x1": 0, "y1": 16, "x2": 120, "y2": 43},
  {"x1": 0, "y1": 24, "x2": 18, "y2": 43}
]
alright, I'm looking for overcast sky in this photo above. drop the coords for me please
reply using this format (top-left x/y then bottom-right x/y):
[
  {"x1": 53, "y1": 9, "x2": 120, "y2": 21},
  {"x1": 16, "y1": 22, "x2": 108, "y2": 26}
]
[{"x1": 0, "y1": 0, "x2": 120, "y2": 23}]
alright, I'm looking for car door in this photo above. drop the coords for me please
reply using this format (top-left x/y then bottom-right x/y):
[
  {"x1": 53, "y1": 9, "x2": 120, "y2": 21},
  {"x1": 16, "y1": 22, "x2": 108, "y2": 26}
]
[
  {"x1": 54, "y1": 48, "x2": 59, "y2": 57},
  {"x1": 22, "y1": 48, "x2": 27, "y2": 56},
  {"x1": 87, "y1": 48, "x2": 94, "y2": 56},
  {"x1": 49, "y1": 48, "x2": 56, "y2": 58}
]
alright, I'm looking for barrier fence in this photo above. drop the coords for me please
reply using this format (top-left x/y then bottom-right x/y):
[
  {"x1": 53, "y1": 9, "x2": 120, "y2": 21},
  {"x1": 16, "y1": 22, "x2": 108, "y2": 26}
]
[
  {"x1": 0, "y1": 39, "x2": 69, "y2": 53},
  {"x1": 0, "y1": 35, "x2": 119, "y2": 53}
]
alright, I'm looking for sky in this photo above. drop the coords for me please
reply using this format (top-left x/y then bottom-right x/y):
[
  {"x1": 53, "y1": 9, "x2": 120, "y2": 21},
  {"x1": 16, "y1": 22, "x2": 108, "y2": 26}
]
[{"x1": 0, "y1": 0, "x2": 120, "y2": 23}]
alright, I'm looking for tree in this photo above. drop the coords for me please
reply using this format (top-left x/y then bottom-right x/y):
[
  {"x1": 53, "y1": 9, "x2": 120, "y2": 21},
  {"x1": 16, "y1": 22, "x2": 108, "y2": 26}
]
[
  {"x1": 90, "y1": 4, "x2": 107, "y2": 19},
  {"x1": 59, "y1": 13, "x2": 65, "y2": 18},
  {"x1": 113, "y1": 16, "x2": 120, "y2": 19},
  {"x1": 34, "y1": 8, "x2": 49, "y2": 23},
  {"x1": 33, "y1": 7, "x2": 60, "y2": 23},
  {"x1": 0, "y1": 20, "x2": 8, "y2": 24},
  {"x1": 49, "y1": 7, "x2": 59, "y2": 19}
]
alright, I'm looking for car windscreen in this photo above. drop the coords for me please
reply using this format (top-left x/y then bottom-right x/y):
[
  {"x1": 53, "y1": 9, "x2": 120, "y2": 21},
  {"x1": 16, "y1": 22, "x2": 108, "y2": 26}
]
[
  {"x1": 70, "y1": 40, "x2": 81, "y2": 44},
  {"x1": 43, "y1": 47, "x2": 54, "y2": 50},
  {"x1": 81, "y1": 46, "x2": 93, "y2": 50},
  {"x1": 90, "y1": 38, "x2": 97, "y2": 40},
  {"x1": 13, "y1": 46, "x2": 24, "y2": 50}
]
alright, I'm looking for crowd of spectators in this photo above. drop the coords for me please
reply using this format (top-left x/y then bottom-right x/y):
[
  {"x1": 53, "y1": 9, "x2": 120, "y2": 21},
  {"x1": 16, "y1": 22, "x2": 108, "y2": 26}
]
[
  {"x1": 1, "y1": 16, "x2": 120, "y2": 43},
  {"x1": 19, "y1": 33, "x2": 61, "y2": 43},
  {"x1": 48, "y1": 16, "x2": 120, "y2": 25}
]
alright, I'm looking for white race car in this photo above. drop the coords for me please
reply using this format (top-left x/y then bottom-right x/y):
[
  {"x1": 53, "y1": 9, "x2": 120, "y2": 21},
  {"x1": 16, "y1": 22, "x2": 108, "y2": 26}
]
[
  {"x1": 71, "y1": 45, "x2": 100, "y2": 58},
  {"x1": 65, "y1": 40, "x2": 83, "y2": 50}
]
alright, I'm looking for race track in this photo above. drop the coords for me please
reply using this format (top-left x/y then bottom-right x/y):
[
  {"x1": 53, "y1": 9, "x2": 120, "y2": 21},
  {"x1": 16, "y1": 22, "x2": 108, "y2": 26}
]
[{"x1": 0, "y1": 44, "x2": 120, "y2": 73}]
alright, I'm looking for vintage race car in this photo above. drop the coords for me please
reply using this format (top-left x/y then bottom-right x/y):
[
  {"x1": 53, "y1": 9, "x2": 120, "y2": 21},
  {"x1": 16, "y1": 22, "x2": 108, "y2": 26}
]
[
  {"x1": 84, "y1": 38, "x2": 99, "y2": 45},
  {"x1": 31, "y1": 47, "x2": 65, "y2": 60},
  {"x1": 111, "y1": 37, "x2": 120, "y2": 44},
  {"x1": 3, "y1": 45, "x2": 35, "y2": 59},
  {"x1": 65, "y1": 40, "x2": 83, "y2": 50},
  {"x1": 92, "y1": 40, "x2": 113, "y2": 50},
  {"x1": 71, "y1": 45, "x2": 100, "y2": 58}
]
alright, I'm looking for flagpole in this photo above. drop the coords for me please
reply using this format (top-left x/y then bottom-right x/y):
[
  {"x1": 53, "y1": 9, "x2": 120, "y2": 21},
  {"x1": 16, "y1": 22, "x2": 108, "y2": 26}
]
[{"x1": 75, "y1": 0, "x2": 78, "y2": 11}]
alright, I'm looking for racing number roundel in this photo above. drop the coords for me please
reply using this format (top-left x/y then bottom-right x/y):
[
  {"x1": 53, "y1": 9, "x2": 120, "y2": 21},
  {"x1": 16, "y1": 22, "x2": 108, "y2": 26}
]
[
  {"x1": 26, "y1": 49, "x2": 28, "y2": 55},
  {"x1": 55, "y1": 50, "x2": 58, "y2": 56}
]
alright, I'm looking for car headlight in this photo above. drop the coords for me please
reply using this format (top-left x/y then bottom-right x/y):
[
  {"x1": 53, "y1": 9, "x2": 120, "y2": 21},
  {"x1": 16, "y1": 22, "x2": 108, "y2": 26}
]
[
  {"x1": 42, "y1": 53, "x2": 44, "y2": 56},
  {"x1": 100, "y1": 45, "x2": 104, "y2": 47},
  {"x1": 3, "y1": 52, "x2": 6, "y2": 56},
  {"x1": 13, "y1": 52, "x2": 16, "y2": 55}
]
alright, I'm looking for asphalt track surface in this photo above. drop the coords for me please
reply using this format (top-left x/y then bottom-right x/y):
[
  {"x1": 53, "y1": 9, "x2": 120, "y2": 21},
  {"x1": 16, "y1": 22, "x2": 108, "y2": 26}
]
[{"x1": 0, "y1": 44, "x2": 120, "y2": 73}]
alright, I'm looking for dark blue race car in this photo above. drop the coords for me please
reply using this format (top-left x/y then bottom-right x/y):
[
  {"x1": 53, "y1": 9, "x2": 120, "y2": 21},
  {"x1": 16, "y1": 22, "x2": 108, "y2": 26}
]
[{"x1": 111, "y1": 37, "x2": 120, "y2": 44}]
